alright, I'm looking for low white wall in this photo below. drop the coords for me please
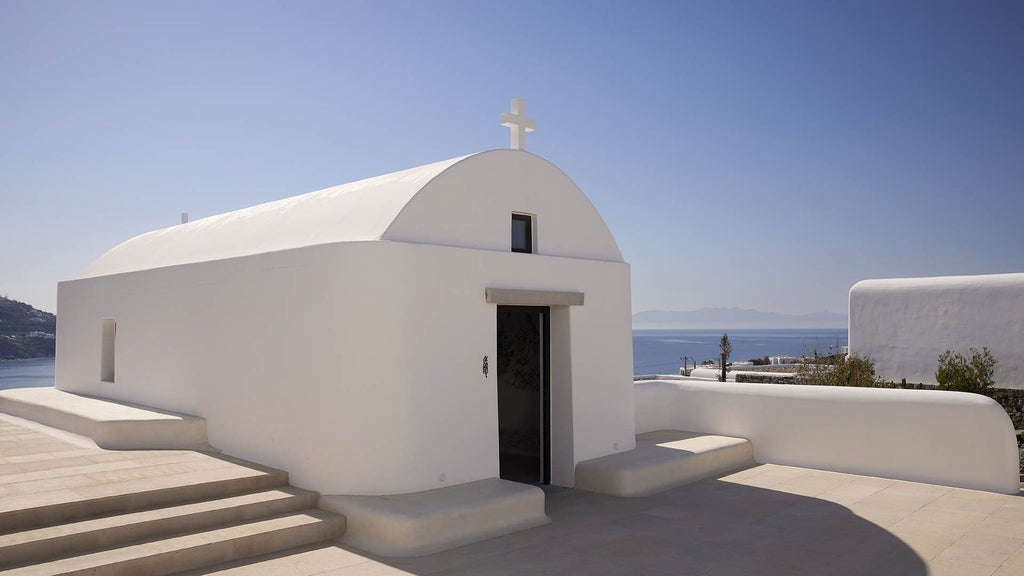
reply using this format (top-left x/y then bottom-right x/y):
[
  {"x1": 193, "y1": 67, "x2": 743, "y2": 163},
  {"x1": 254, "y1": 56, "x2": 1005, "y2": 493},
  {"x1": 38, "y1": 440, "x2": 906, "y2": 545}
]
[
  {"x1": 849, "y1": 273, "x2": 1024, "y2": 389},
  {"x1": 635, "y1": 379, "x2": 1020, "y2": 494},
  {"x1": 687, "y1": 368, "x2": 724, "y2": 381}
]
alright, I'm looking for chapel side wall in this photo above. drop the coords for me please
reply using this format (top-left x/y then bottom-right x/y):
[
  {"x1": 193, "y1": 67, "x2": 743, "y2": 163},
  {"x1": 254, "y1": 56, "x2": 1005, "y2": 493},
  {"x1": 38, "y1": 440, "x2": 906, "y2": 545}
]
[
  {"x1": 56, "y1": 242, "x2": 461, "y2": 495},
  {"x1": 849, "y1": 273, "x2": 1024, "y2": 389},
  {"x1": 56, "y1": 241, "x2": 635, "y2": 496}
]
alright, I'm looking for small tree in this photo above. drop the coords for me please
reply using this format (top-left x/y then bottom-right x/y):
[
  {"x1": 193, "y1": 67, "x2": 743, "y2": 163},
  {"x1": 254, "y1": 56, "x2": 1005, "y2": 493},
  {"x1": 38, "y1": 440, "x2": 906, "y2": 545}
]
[
  {"x1": 719, "y1": 333, "x2": 732, "y2": 382},
  {"x1": 936, "y1": 347, "x2": 997, "y2": 396}
]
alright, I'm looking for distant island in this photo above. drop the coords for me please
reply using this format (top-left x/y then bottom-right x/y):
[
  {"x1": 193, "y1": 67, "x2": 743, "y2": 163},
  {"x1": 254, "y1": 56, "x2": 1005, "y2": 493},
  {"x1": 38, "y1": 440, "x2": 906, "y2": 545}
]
[
  {"x1": 0, "y1": 295, "x2": 56, "y2": 360},
  {"x1": 633, "y1": 307, "x2": 847, "y2": 330}
]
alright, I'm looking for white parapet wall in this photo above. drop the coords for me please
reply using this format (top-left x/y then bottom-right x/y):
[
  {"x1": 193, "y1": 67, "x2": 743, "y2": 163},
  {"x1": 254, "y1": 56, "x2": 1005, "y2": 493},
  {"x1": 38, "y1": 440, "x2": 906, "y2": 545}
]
[
  {"x1": 635, "y1": 379, "x2": 1020, "y2": 494},
  {"x1": 849, "y1": 272, "x2": 1024, "y2": 389}
]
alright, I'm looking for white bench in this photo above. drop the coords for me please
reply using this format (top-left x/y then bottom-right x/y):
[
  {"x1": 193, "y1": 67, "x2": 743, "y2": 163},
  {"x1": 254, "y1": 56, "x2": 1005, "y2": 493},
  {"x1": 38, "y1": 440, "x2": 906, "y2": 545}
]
[{"x1": 574, "y1": 430, "x2": 755, "y2": 497}]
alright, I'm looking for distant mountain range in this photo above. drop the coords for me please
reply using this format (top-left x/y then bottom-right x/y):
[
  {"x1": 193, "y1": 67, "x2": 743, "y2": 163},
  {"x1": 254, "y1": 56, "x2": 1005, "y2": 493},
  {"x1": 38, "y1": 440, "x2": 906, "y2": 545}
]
[{"x1": 633, "y1": 307, "x2": 847, "y2": 329}]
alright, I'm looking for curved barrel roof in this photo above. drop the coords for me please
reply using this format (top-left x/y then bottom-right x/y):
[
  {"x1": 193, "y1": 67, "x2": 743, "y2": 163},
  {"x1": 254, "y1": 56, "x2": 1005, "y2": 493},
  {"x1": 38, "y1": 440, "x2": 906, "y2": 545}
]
[{"x1": 82, "y1": 150, "x2": 623, "y2": 278}]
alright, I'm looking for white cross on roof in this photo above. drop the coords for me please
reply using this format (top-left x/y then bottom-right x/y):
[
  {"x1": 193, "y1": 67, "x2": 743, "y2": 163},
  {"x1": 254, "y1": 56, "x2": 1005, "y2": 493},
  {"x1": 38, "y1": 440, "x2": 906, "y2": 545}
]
[{"x1": 500, "y1": 98, "x2": 535, "y2": 151}]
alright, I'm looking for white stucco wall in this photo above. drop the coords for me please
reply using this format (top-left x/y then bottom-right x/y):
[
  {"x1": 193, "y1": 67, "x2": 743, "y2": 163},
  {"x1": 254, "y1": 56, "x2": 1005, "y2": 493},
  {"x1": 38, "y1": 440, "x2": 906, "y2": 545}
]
[
  {"x1": 57, "y1": 242, "x2": 633, "y2": 495},
  {"x1": 634, "y1": 380, "x2": 1019, "y2": 494},
  {"x1": 849, "y1": 273, "x2": 1024, "y2": 389}
]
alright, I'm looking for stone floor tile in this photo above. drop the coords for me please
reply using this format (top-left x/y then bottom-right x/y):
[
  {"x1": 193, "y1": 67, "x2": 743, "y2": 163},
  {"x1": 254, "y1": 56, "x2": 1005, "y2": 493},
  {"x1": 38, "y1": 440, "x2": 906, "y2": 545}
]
[
  {"x1": 715, "y1": 465, "x2": 762, "y2": 482},
  {"x1": 856, "y1": 486, "x2": 944, "y2": 514},
  {"x1": 898, "y1": 505, "x2": 988, "y2": 532},
  {"x1": 966, "y1": 514, "x2": 1024, "y2": 537},
  {"x1": 1, "y1": 452, "x2": 56, "y2": 464},
  {"x1": 990, "y1": 498, "x2": 1024, "y2": 522},
  {"x1": 0, "y1": 458, "x2": 142, "y2": 486},
  {"x1": 0, "y1": 455, "x2": 95, "y2": 477},
  {"x1": 932, "y1": 490, "x2": 1013, "y2": 516},
  {"x1": 935, "y1": 532, "x2": 1023, "y2": 569},
  {"x1": 929, "y1": 556, "x2": 999, "y2": 576},
  {"x1": 723, "y1": 464, "x2": 810, "y2": 488},
  {"x1": 846, "y1": 500, "x2": 915, "y2": 527},
  {"x1": 7, "y1": 472, "x2": 96, "y2": 494},
  {"x1": 815, "y1": 478, "x2": 889, "y2": 505},
  {"x1": 992, "y1": 545, "x2": 1024, "y2": 576},
  {"x1": 770, "y1": 472, "x2": 853, "y2": 497},
  {"x1": 888, "y1": 523, "x2": 965, "y2": 561}
]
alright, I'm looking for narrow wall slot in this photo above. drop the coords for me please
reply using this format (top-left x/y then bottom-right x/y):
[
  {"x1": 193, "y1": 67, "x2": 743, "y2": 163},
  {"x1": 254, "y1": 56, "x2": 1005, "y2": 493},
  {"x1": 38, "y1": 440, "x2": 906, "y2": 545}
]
[{"x1": 100, "y1": 318, "x2": 116, "y2": 383}]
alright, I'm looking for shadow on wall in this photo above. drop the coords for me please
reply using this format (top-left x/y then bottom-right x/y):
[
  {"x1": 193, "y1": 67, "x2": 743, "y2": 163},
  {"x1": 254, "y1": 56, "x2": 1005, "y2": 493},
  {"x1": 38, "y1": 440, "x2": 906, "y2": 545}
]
[{"x1": 189, "y1": 478, "x2": 928, "y2": 575}]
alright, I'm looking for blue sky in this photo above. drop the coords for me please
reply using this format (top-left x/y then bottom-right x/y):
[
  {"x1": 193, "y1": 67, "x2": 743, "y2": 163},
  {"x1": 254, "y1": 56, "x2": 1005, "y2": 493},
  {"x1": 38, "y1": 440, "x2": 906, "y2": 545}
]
[{"x1": 2, "y1": 1, "x2": 1022, "y2": 316}]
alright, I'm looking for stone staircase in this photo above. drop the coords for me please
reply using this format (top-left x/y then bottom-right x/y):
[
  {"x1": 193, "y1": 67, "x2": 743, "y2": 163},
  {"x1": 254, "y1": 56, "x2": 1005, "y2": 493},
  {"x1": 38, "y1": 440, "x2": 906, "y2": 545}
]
[{"x1": 0, "y1": 448, "x2": 344, "y2": 575}]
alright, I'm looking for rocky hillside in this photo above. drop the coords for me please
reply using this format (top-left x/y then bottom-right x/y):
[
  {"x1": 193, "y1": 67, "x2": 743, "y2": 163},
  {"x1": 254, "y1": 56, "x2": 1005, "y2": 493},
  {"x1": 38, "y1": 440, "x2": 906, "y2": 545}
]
[{"x1": 0, "y1": 296, "x2": 56, "y2": 359}]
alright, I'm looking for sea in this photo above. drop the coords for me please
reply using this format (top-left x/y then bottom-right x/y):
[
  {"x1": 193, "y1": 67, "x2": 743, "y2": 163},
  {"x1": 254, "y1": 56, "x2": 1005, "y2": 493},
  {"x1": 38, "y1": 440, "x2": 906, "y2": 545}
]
[
  {"x1": 0, "y1": 328, "x2": 849, "y2": 387},
  {"x1": 633, "y1": 328, "x2": 848, "y2": 376},
  {"x1": 0, "y1": 357, "x2": 56, "y2": 391}
]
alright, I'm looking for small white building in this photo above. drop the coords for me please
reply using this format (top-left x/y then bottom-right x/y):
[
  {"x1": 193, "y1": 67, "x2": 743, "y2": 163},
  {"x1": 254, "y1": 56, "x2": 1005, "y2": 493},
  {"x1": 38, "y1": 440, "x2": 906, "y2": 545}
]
[
  {"x1": 55, "y1": 148, "x2": 635, "y2": 496},
  {"x1": 849, "y1": 272, "x2": 1024, "y2": 389}
]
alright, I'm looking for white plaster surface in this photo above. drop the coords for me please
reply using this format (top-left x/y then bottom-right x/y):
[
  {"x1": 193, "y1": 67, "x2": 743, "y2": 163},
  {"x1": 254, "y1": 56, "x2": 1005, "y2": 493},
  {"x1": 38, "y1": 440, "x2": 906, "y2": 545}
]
[
  {"x1": 687, "y1": 368, "x2": 795, "y2": 382},
  {"x1": 318, "y1": 478, "x2": 549, "y2": 557},
  {"x1": 56, "y1": 150, "x2": 634, "y2": 496},
  {"x1": 574, "y1": 430, "x2": 755, "y2": 497},
  {"x1": 0, "y1": 387, "x2": 208, "y2": 450},
  {"x1": 849, "y1": 272, "x2": 1024, "y2": 389},
  {"x1": 634, "y1": 379, "x2": 1020, "y2": 494},
  {"x1": 686, "y1": 367, "x2": 724, "y2": 381}
]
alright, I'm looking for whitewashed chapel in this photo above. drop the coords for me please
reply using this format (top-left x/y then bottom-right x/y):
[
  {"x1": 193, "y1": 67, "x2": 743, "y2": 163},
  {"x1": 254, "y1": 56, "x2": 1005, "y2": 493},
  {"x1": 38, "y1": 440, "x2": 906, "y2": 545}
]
[{"x1": 55, "y1": 100, "x2": 635, "y2": 498}]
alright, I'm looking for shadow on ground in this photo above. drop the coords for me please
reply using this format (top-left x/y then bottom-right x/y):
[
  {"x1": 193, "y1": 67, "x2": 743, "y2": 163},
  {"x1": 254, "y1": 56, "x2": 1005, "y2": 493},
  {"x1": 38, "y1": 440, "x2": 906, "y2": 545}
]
[{"x1": 186, "y1": 475, "x2": 927, "y2": 576}]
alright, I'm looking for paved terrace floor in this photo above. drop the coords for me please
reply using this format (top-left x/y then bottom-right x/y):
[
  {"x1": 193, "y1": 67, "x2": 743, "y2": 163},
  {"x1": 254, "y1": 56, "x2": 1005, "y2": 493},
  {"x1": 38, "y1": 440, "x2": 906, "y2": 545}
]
[{"x1": 3, "y1": 415, "x2": 1023, "y2": 576}]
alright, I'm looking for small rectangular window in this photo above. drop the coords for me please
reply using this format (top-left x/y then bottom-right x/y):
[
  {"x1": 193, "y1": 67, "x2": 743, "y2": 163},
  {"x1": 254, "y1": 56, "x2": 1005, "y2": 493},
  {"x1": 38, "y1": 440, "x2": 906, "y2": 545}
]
[
  {"x1": 512, "y1": 213, "x2": 533, "y2": 254},
  {"x1": 100, "y1": 318, "x2": 116, "y2": 383}
]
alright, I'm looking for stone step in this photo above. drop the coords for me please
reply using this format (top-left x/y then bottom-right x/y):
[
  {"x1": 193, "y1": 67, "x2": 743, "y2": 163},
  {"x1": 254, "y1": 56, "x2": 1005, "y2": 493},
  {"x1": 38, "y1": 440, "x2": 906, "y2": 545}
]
[
  {"x1": 0, "y1": 453, "x2": 289, "y2": 533},
  {"x1": 1, "y1": 509, "x2": 345, "y2": 576},
  {"x1": 574, "y1": 430, "x2": 756, "y2": 497},
  {"x1": 0, "y1": 487, "x2": 318, "y2": 568},
  {"x1": 320, "y1": 477, "x2": 549, "y2": 557}
]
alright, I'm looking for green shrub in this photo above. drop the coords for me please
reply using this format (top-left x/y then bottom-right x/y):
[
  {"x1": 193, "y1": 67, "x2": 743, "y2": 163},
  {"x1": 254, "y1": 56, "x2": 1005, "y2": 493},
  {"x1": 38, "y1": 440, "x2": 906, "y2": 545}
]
[
  {"x1": 825, "y1": 354, "x2": 879, "y2": 387},
  {"x1": 935, "y1": 347, "x2": 997, "y2": 396},
  {"x1": 797, "y1": 351, "x2": 882, "y2": 387}
]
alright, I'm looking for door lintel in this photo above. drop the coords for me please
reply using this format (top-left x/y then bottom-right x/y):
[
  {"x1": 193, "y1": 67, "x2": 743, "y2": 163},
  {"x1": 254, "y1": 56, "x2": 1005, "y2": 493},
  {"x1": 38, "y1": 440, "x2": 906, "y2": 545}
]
[{"x1": 485, "y1": 288, "x2": 583, "y2": 307}]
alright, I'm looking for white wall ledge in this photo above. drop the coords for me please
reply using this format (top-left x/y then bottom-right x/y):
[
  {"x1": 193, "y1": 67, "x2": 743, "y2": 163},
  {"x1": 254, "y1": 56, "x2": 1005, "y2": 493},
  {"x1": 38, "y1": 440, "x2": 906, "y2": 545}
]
[{"x1": 635, "y1": 380, "x2": 1020, "y2": 494}]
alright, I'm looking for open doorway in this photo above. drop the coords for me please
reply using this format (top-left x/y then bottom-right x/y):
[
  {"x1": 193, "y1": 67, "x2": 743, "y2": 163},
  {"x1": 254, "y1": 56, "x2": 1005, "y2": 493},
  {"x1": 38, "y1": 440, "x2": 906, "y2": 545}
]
[{"x1": 496, "y1": 305, "x2": 550, "y2": 484}]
